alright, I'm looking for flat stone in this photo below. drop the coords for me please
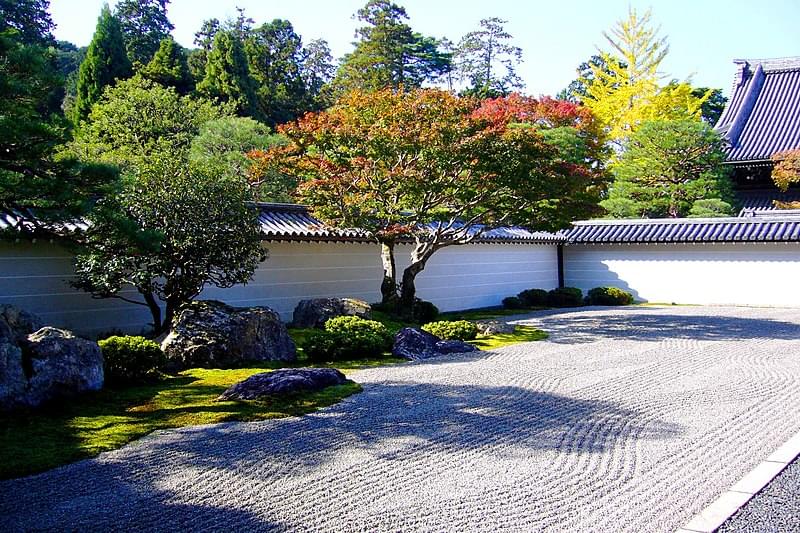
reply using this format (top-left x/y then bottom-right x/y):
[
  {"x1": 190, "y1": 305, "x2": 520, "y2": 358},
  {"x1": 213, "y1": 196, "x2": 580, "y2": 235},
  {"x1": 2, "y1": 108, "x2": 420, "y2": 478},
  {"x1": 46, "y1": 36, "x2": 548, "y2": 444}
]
[
  {"x1": 218, "y1": 368, "x2": 347, "y2": 400},
  {"x1": 435, "y1": 340, "x2": 480, "y2": 354},
  {"x1": 474, "y1": 320, "x2": 516, "y2": 335}
]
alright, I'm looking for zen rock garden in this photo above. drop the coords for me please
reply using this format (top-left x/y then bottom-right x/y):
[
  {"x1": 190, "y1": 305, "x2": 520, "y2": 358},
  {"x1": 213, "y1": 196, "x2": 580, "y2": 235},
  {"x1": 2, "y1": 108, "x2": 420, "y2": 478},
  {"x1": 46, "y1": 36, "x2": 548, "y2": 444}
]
[{"x1": 0, "y1": 296, "x2": 506, "y2": 412}]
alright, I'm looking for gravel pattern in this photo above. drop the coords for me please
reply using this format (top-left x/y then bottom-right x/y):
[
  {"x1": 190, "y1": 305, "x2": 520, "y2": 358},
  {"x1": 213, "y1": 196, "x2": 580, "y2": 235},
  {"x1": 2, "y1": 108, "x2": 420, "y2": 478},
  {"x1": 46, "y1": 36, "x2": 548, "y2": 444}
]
[
  {"x1": 2, "y1": 305, "x2": 800, "y2": 532},
  {"x1": 718, "y1": 456, "x2": 800, "y2": 533}
]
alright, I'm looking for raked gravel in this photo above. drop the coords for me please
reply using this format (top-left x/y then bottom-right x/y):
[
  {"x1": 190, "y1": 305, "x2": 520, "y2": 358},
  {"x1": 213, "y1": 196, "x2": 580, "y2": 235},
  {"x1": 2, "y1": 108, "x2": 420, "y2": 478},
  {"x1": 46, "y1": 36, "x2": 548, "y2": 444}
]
[{"x1": 2, "y1": 305, "x2": 800, "y2": 532}]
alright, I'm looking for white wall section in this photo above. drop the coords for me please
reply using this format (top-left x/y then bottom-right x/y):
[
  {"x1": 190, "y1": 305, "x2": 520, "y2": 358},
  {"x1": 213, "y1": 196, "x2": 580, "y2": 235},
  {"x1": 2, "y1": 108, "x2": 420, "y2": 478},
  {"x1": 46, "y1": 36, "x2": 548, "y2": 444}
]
[
  {"x1": 564, "y1": 242, "x2": 800, "y2": 306},
  {"x1": 0, "y1": 240, "x2": 559, "y2": 336}
]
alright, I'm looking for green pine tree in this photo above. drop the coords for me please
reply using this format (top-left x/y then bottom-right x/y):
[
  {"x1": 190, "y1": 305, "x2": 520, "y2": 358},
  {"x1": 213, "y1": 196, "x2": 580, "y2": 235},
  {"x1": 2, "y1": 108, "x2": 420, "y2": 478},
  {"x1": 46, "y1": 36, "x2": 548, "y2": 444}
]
[
  {"x1": 140, "y1": 37, "x2": 192, "y2": 94},
  {"x1": 115, "y1": 0, "x2": 174, "y2": 66},
  {"x1": 71, "y1": 4, "x2": 131, "y2": 125},
  {"x1": 332, "y1": 0, "x2": 451, "y2": 93},
  {"x1": 196, "y1": 29, "x2": 259, "y2": 119}
]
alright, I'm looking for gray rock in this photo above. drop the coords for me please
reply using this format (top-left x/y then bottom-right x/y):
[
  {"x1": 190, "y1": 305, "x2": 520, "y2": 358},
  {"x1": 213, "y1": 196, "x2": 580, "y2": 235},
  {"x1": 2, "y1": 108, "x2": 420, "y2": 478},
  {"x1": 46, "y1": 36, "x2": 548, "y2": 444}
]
[
  {"x1": 292, "y1": 298, "x2": 372, "y2": 328},
  {"x1": 474, "y1": 320, "x2": 516, "y2": 335},
  {"x1": 0, "y1": 304, "x2": 43, "y2": 343},
  {"x1": 3, "y1": 327, "x2": 104, "y2": 410},
  {"x1": 218, "y1": 368, "x2": 347, "y2": 400},
  {"x1": 392, "y1": 327, "x2": 444, "y2": 360},
  {"x1": 0, "y1": 341, "x2": 26, "y2": 409},
  {"x1": 161, "y1": 300, "x2": 296, "y2": 370},
  {"x1": 435, "y1": 340, "x2": 480, "y2": 354}
]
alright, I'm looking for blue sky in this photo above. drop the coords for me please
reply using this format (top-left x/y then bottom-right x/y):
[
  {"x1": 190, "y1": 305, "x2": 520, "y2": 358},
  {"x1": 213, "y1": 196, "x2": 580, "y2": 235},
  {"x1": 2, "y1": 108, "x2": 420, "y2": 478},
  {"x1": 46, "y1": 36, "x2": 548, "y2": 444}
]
[{"x1": 49, "y1": 0, "x2": 800, "y2": 97}]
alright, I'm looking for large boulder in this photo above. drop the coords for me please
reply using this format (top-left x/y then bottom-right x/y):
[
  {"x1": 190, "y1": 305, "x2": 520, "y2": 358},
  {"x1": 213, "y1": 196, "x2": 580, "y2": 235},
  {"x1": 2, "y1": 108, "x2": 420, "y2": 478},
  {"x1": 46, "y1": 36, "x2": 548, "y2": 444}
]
[
  {"x1": 0, "y1": 304, "x2": 43, "y2": 344},
  {"x1": 0, "y1": 327, "x2": 104, "y2": 411},
  {"x1": 161, "y1": 300, "x2": 296, "y2": 370},
  {"x1": 292, "y1": 298, "x2": 372, "y2": 328},
  {"x1": 218, "y1": 368, "x2": 347, "y2": 400},
  {"x1": 392, "y1": 328, "x2": 481, "y2": 360}
]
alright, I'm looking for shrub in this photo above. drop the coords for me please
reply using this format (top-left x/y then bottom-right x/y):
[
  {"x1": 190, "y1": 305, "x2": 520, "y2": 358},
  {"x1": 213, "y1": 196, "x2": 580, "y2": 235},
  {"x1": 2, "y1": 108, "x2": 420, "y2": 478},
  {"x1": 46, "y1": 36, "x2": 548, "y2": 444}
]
[
  {"x1": 303, "y1": 316, "x2": 393, "y2": 361},
  {"x1": 98, "y1": 335, "x2": 166, "y2": 384},
  {"x1": 421, "y1": 320, "x2": 478, "y2": 341},
  {"x1": 517, "y1": 288, "x2": 548, "y2": 307},
  {"x1": 586, "y1": 286, "x2": 634, "y2": 306},
  {"x1": 502, "y1": 296, "x2": 524, "y2": 309},
  {"x1": 547, "y1": 287, "x2": 584, "y2": 307},
  {"x1": 412, "y1": 299, "x2": 439, "y2": 323}
]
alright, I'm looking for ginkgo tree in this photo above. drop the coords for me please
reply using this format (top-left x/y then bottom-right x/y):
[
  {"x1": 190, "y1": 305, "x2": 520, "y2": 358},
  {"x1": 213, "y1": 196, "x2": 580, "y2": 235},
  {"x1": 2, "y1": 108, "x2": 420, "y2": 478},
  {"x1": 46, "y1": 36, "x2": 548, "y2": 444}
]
[
  {"x1": 249, "y1": 89, "x2": 606, "y2": 317},
  {"x1": 580, "y1": 7, "x2": 708, "y2": 146}
]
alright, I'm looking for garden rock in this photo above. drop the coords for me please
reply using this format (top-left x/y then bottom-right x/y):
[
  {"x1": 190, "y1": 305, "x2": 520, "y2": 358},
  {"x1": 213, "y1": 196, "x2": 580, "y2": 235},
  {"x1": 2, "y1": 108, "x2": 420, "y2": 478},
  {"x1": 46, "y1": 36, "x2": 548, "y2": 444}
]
[
  {"x1": 292, "y1": 298, "x2": 372, "y2": 328},
  {"x1": 435, "y1": 340, "x2": 480, "y2": 354},
  {"x1": 474, "y1": 320, "x2": 516, "y2": 335},
  {"x1": 3, "y1": 327, "x2": 104, "y2": 410},
  {"x1": 161, "y1": 300, "x2": 296, "y2": 370},
  {"x1": 218, "y1": 368, "x2": 347, "y2": 400},
  {"x1": 0, "y1": 304, "x2": 43, "y2": 343},
  {"x1": 0, "y1": 341, "x2": 26, "y2": 410},
  {"x1": 392, "y1": 327, "x2": 478, "y2": 360}
]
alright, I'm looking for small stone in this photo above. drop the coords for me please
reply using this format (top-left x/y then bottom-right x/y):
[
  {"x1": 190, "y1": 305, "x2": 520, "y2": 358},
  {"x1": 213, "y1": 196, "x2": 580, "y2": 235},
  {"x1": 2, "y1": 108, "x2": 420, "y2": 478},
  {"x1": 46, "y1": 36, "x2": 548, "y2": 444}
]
[
  {"x1": 474, "y1": 320, "x2": 516, "y2": 335},
  {"x1": 218, "y1": 368, "x2": 347, "y2": 400}
]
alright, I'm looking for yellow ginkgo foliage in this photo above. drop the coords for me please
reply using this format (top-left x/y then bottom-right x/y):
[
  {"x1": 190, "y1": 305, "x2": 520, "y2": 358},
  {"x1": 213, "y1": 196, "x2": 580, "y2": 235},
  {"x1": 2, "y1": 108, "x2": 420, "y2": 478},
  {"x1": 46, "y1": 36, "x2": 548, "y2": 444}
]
[{"x1": 581, "y1": 8, "x2": 708, "y2": 145}]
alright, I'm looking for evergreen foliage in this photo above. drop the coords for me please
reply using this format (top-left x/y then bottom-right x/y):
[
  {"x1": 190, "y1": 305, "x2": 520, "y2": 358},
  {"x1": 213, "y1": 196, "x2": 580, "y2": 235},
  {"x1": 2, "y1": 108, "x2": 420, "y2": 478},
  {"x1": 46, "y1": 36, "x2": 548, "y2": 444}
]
[
  {"x1": 140, "y1": 37, "x2": 193, "y2": 94},
  {"x1": 72, "y1": 5, "x2": 132, "y2": 125},
  {"x1": 454, "y1": 17, "x2": 523, "y2": 97},
  {"x1": 601, "y1": 120, "x2": 734, "y2": 218},
  {"x1": 196, "y1": 29, "x2": 260, "y2": 119},
  {"x1": 115, "y1": 0, "x2": 174, "y2": 66},
  {"x1": 0, "y1": 28, "x2": 115, "y2": 232},
  {"x1": 332, "y1": 0, "x2": 450, "y2": 92}
]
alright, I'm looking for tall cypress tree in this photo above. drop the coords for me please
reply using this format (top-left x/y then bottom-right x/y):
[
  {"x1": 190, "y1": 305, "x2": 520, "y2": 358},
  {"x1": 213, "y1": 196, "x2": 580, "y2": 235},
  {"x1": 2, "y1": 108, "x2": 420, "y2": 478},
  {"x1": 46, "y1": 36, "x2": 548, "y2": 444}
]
[
  {"x1": 141, "y1": 37, "x2": 192, "y2": 94},
  {"x1": 196, "y1": 30, "x2": 259, "y2": 120},
  {"x1": 71, "y1": 4, "x2": 131, "y2": 125}
]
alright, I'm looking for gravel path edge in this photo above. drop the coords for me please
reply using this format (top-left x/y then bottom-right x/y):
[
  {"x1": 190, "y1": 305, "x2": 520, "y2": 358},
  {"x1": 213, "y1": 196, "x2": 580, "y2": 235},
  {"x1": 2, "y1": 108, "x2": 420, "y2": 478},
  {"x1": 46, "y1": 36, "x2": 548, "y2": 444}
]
[{"x1": 677, "y1": 429, "x2": 800, "y2": 533}]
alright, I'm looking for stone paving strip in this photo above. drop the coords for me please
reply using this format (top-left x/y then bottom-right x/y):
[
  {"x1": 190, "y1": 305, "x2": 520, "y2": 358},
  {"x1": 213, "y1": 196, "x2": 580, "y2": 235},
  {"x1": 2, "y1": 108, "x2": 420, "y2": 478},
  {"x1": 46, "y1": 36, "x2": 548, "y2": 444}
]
[{"x1": 1, "y1": 305, "x2": 799, "y2": 532}]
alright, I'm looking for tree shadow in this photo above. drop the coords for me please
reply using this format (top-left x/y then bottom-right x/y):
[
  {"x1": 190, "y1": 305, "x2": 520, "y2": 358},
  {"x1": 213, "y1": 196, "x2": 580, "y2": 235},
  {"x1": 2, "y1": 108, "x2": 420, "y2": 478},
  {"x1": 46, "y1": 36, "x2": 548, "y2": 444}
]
[{"x1": 506, "y1": 307, "x2": 800, "y2": 344}]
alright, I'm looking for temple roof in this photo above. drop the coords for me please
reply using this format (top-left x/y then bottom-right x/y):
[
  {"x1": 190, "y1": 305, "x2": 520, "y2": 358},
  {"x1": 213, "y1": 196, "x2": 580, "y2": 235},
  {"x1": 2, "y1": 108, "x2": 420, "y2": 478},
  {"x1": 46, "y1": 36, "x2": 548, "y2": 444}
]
[{"x1": 715, "y1": 57, "x2": 800, "y2": 163}]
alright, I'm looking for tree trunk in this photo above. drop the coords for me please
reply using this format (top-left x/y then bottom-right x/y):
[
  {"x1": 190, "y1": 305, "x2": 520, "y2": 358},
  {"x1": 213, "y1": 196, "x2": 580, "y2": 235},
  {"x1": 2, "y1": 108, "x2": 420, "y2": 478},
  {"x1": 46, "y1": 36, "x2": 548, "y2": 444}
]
[
  {"x1": 142, "y1": 291, "x2": 163, "y2": 336},
  {"x1": 398, "y1": 243, "x2": 434, "y2": 318},
  {"x1": 379, "y1": 240, "x2": 398, "y2": 304}
]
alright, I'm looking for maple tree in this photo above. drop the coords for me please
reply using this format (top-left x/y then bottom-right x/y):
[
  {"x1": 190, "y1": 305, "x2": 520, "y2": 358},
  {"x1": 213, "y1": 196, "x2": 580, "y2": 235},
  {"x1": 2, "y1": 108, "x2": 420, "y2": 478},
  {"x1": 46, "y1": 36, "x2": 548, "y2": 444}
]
[
  {"x1": 249, "y1": 89, "x2": 605, "y2": 315},
  {"x1": 772, "y1": 150, "x2": 800, "y2": 194}
]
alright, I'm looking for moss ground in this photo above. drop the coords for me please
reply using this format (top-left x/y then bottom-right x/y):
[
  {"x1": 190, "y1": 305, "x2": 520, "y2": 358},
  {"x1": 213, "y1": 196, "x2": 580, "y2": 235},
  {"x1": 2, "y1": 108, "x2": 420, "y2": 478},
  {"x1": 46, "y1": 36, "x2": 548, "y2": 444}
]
[{"x1": 0, "y1": 309, "x2": 546, "y2": 480}]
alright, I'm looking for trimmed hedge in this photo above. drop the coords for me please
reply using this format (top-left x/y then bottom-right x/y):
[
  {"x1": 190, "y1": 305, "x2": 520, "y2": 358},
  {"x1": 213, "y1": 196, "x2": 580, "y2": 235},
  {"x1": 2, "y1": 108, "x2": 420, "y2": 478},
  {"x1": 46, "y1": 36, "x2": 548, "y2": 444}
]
[
  {"x1": 421, "y1": 320, "x2": 478, "y2": 341},
  {"x1": 586, "y1": 286, "x2": 634, "y2": 306},
  {"x1": 502, "y1": 296, "x2": 524, "y2": 310},
  {"x1": 98, "y1": 335, "x2": 166, "y2": 385},
  {"x1": 303, "y1": 316, "x2": 393, "y2": 361},
  {"x1": 547, "y1": 287, "x2": 584, "y2": 307},
  {"x1": 517, "y1": 288, "x2": 549, "y2": 307}
]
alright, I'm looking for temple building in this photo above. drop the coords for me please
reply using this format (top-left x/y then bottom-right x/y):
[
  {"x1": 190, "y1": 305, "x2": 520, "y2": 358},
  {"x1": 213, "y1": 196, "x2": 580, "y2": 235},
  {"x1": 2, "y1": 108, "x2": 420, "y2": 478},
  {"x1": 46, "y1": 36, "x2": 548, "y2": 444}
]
[{"x1": 714, "y1": 57, "x2": 800, "y2": 212}]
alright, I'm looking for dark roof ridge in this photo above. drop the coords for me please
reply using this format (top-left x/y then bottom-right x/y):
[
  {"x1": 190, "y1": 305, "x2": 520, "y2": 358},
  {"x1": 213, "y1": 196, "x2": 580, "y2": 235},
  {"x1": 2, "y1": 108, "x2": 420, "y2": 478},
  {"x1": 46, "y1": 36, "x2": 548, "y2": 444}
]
[
  {"x1": 733, "y1": 57, "x2": 800, "y2": 72},
  {"x1": 573, "y1": 214, "x2": 800, "y2": 227}
]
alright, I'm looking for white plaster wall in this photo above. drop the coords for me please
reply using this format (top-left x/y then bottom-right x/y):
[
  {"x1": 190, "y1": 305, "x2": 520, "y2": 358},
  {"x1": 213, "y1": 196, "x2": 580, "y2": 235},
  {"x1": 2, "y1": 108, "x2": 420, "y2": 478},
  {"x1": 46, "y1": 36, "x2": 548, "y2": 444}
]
[
  {"x1": 0, "y1": 240, "x2": 558, "y2": 336},
  {"x1": 564, "y1": 242, "x2": 800, "y2": 306},
  {"x1": 0, "y1": 241, "x2": 154, "y2": 336},
  {"x1": 395, "y1": 242, "x2": 559, "y2": 312}
]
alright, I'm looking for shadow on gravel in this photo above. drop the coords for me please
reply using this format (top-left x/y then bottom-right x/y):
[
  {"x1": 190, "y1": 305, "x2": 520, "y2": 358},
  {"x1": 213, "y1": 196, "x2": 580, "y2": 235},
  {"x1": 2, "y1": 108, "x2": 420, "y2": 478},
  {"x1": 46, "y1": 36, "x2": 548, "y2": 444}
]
[
  {"x1": 0, "y1": 380, "x2": 683, "y2": 529},
  {"x1": 519, "y1": 309, "x2": 800, "y2": 344}
]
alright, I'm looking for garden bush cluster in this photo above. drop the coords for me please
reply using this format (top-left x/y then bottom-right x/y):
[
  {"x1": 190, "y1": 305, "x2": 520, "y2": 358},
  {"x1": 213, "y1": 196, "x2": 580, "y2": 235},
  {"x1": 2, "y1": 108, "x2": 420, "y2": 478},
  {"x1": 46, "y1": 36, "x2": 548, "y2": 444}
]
[
  {"x1": 303, "y1": 316, "x2": 393, "y2": 361},
  {"x1": 585, "y1": 286, "x2": 635, "y2": 306},
  {"x1": 421, "y1": 320, "x2": 478, "y2": 341},
  {"x1": 502, "y1": 286, "x2": 634, "y2": 310},
  {"x1": 98, "y1": 335, "x2": 166, "y2": 385}
]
